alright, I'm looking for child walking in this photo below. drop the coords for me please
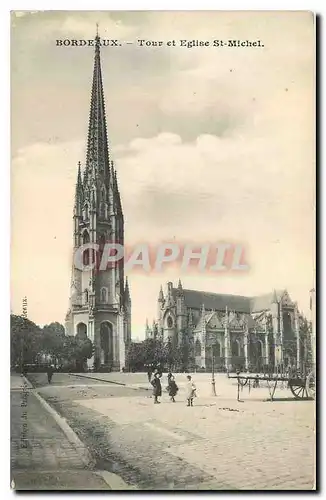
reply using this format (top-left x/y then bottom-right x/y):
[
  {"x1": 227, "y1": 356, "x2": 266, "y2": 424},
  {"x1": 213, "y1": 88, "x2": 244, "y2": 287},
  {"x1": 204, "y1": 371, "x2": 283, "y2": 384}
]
[
  {"x1": 167, "y1": 375, "x2": 178, "y2": 402},
  {"x1": 151, "y1": 372, "x2": 162, "y2": 404},
  {"x1": 186, "y1": 375, "x2": 196, "y2": 407}
]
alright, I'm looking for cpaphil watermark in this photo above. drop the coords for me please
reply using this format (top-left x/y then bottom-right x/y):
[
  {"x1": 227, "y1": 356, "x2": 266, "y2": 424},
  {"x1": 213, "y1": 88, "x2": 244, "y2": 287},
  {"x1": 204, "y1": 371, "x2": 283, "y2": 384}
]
[{"x1": 74, "y1": 241, "x2": 249, "y2": 274}]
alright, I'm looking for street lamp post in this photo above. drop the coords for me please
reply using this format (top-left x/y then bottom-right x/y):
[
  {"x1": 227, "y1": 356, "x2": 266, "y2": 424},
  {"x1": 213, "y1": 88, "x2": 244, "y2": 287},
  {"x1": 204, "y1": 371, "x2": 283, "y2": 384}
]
[{"x1": 211, "y1": 346, "x2": 216, "y2": 396}]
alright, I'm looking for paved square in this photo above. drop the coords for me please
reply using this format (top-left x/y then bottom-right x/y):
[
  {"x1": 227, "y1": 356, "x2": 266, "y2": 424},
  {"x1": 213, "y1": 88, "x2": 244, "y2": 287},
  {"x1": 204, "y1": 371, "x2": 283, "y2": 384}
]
[{"x1": 36, "y1": 372, "x2": 315, "y2": 490}]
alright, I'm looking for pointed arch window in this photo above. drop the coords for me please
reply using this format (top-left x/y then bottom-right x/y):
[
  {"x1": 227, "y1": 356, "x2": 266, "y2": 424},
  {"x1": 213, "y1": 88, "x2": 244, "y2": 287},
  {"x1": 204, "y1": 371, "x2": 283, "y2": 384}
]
[
  {"x1": 83, "y1": 203, "x2": 89, "y2": 220},
  {"x1": 213, "y1": 342, "x2": 221, "y2": 358},
  {"x1": 97, "y1": 233, "x2": 106, "y2": 269},
  {"x1": 99, "y1": 202, "x2": 106, "y2": 218},
  {"x1": 283, "y1": 312, "x2": 292, "y2": 333},
  {"x1": 101, "y1": 287, "x2": 108, "y2": 303},
  {"x1": 231, "y1": 339, "x2": 240, "y2": 357},
  {"x1": 83, "y1": 231, "x2": 90, "y2": 266}
]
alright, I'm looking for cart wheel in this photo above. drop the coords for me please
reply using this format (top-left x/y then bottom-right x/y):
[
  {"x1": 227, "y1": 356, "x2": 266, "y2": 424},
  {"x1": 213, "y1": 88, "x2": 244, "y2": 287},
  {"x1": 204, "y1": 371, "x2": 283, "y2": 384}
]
[
  {"x1": 289, "y1": 381, "x2": 307, "y2": 400},
  {"x1": 305, "y1": 369, "x2": 316, "y2": 400}
]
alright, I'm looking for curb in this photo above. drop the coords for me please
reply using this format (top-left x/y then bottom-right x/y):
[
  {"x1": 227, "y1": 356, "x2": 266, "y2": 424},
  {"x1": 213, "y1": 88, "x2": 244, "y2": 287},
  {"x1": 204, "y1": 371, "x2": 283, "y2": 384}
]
[
  {"x1": 70, "y1": 373, "x2": 151, "y2": 391},
  {"x1": 22, "y1": 375, "x2": 33, "y2": 389},
  {"x1": 95, "y1": 471, "x2": 137, "y2": 490},
  {"x1": 70, "y1": 373, "x2": 126, "y2": 386},
  {"x1": 32, "y1": 390, "x2": 94, "y2": 468},
  {"x1": 27, "y1": 377, "x2": 136, "y2": 490}
]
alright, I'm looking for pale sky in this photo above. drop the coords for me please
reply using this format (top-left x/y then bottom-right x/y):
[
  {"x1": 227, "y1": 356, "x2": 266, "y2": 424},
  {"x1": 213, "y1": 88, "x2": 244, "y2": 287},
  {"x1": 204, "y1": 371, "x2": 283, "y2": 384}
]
[{"x1": 11, "y1": 11, "x2": 315, "y2": 339}]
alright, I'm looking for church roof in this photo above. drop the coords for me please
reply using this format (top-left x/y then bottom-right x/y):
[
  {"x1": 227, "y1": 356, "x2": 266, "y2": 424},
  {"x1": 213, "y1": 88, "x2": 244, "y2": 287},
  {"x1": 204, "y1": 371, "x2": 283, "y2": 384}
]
[
  {"x1": 173, "y1": 288, "x2": 251, "y2": 313},
  {"x1": 172, "y1": 287, "x2": 286, "y2": 313}
]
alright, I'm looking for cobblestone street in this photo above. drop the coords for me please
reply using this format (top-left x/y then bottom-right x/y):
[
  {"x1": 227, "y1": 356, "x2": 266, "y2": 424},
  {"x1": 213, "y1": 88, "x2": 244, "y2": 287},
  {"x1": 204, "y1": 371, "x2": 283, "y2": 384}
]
[{"x1": 29, "y1": 372, "x2": 315, "y2": 490}]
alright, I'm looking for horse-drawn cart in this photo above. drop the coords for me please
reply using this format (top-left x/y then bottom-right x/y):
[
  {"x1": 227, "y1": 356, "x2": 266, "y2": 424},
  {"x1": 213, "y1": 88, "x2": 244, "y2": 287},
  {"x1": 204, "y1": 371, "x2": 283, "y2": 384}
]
[{"x1": 228, "y1": 368, "x2": 316, "y2": 402}]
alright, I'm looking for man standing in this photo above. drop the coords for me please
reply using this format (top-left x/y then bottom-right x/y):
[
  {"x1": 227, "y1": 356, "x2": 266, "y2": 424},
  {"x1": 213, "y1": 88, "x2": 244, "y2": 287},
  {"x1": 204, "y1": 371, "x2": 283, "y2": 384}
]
[{"x1": 47, "y1": 364, "x2": 54, "y2": 384}]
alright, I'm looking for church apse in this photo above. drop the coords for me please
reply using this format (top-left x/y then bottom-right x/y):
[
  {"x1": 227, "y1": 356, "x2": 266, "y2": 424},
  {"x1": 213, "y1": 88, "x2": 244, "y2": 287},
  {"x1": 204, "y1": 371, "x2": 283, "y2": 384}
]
[{"x1": 151, "y1": 280, "x2": 311, "y2": 373}]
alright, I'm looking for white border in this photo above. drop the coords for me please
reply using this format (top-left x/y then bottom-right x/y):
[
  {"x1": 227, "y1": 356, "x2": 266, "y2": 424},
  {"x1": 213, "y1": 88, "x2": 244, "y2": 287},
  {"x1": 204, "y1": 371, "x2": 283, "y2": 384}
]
[{"x1": 3, "y1": 2, "x2": 322, "y2": 499}]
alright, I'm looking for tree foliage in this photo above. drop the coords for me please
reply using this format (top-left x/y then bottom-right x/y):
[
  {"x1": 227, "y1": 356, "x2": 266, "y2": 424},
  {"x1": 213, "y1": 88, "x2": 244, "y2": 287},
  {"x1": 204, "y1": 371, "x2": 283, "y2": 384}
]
[
  {"x1": 126, "y1": 334, "x2": 195, "y2": 372},
  {"x1": 63, "y1": 335, "x2": 93, "y2": 371},
  {"x1": 41, "y1": 322, "x2": 66, "y2": 362},
  {"x1": 11, "y1": 314, "x2": 42, "y2": 367},
  {"x1": 126, "y1": 338, "x2": 167, "y2": 371},
  {"x1": 10, "y1": 314, "x2": 93, "y2": 372}
]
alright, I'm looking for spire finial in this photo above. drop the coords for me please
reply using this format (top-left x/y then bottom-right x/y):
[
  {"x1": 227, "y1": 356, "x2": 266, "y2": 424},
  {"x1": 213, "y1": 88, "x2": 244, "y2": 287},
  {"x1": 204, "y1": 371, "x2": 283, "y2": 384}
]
[
  {"x1": 272, "y1": 289, "x2": 278, "y2": 303},
  {"x1": 95, "y1": 24, "x2": 100, "y2": 49},
  {"x1": 76, "y1": 161, "x2": 82, "y2": 190}
]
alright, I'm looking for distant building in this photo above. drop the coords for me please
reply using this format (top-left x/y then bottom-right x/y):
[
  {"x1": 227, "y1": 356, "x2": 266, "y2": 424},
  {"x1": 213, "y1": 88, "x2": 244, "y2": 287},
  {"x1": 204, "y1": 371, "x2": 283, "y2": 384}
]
[{"x1": 147, "y1": 280, "x2": 312, "y2": 372}]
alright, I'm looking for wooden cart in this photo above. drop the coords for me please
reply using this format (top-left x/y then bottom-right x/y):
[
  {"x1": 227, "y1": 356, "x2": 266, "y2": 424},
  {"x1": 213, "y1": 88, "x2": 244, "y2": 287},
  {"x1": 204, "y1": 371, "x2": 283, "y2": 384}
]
[{"x1": 228, "y1": 369, "x2": 316, "y2": 402}]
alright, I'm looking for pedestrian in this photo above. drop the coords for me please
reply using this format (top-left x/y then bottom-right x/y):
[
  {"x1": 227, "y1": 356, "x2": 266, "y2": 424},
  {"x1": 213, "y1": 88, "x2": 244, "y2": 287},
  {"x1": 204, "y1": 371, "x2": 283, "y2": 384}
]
[
  {"x1": 186, "y1": 375, "x2": 196, "y2": 407},
  {"x1": 167, "y1": 371, "x2": 173, "y2": 383},
  {"x1": 253, "y1": 374, "x2": 260, "y2": 388},
  {"x1": 151, "y1": 372, "x2": 162, "y2": 404},
  {"x1": 167, "y1": 375, "x2": 178, "y2": 402},
  {"x1": 47, "y1": 364, "x2": 54, "y2": 384}
]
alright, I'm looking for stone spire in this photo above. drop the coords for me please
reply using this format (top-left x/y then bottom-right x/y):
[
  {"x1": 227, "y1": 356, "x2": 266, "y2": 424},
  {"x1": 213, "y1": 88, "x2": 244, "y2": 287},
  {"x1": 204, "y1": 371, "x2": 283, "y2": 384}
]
[
  {"x1": 158, "y1": 285, "x2": 164, "y2": 302},
  {"x1": 84, "y1": 31, "x2": 110, "y2": 186},
  {"x1": 272, "y1": 289, "x2": 278, "y2": 303},
  {"x1": 188, "y1": 308, "x2": 194, "y2": 327},
  {"x1": 224, "y1": 305, "x2": 229, "y2": 326},
  {"x1": 112, "y1": 163, "x2": 123, "y2": 217},
  {"x1": 145, "y1": 318, "x2": 150, "y2": 339},
  {"x1": 74, "y1": 161, "x2": 83, "y2": 214},
  {"x1": 124, "y1": 277, "x2": 131, "y2": 304},
  {"x1": 77, "y1": 160, "x2": 82, "y2": 188}
]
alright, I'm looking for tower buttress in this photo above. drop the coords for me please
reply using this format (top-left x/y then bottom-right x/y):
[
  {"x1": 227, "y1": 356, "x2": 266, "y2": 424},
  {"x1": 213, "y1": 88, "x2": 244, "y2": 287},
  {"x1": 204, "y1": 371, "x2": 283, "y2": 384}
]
[
  {"x1": 271, "y1": 289, "x2": 279, "y2": 337},
  {"x1": 157, "y1": 285, "x2": 164, "y2": 329},
  {"x1": 176, "y1": 279, "x2": 187, "y2": 342},
  {"x1": 124, "y1": 277, "x2": 131, "y2": 344}
]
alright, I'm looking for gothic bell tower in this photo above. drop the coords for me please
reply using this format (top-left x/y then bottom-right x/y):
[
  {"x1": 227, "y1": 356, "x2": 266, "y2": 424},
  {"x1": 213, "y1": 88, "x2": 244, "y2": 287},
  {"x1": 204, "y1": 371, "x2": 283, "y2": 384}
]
[{"x1": 65, "y1": 32, "x2": 131, "y2": 371}]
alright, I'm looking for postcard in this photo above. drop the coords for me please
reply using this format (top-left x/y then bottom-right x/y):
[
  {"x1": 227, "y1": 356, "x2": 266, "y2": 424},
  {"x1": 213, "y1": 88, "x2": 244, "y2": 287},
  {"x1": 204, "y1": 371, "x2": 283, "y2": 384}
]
[{"x1": 11, "y1": 10, "x2": 315, "y2": 491}]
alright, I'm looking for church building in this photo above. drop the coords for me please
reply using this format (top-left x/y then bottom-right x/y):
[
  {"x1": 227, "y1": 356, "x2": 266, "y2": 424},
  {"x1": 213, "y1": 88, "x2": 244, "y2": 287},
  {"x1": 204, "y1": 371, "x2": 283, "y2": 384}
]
[
  {"x1": 65, "y1": 33, "x2": 131, "y2": 371},
  {"x1": 148, "y1": 280, "x2": 312, "y2": 372}
]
